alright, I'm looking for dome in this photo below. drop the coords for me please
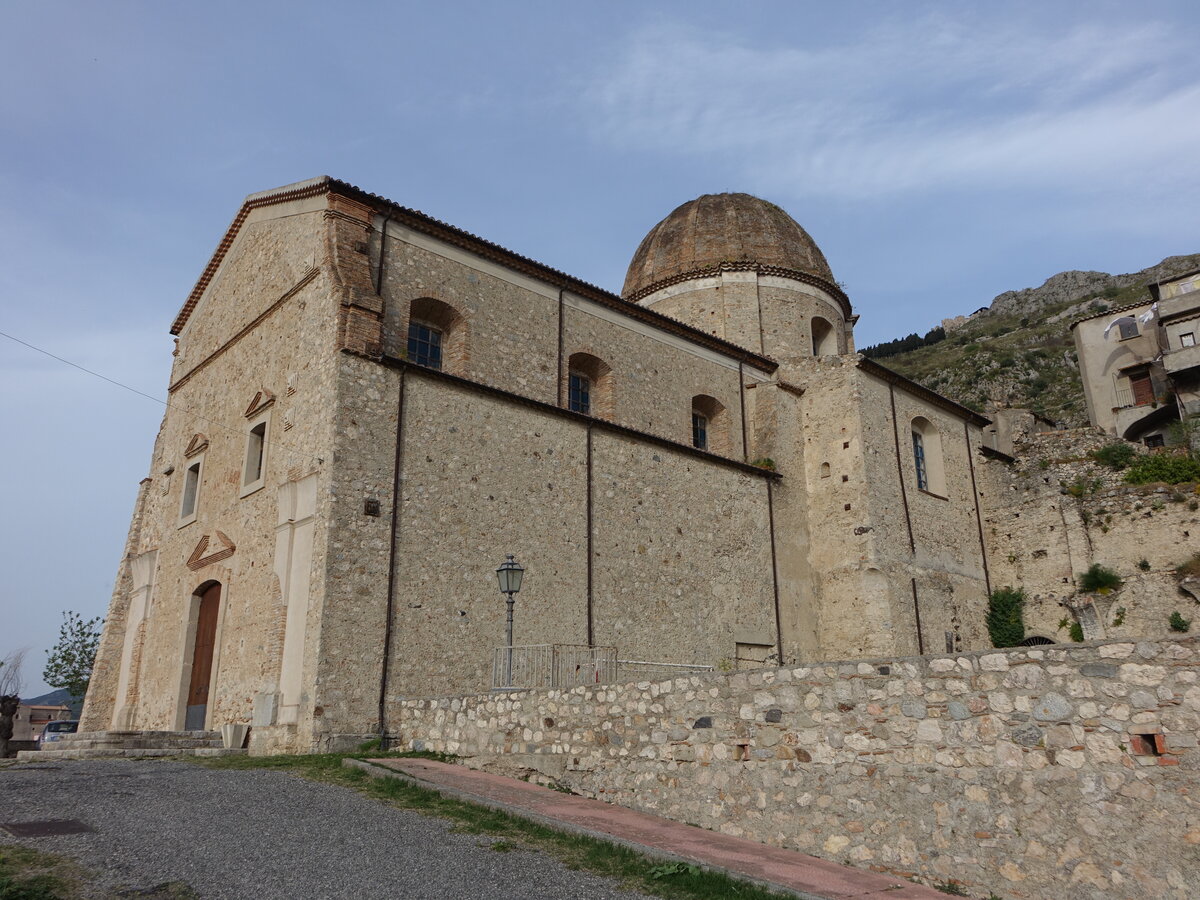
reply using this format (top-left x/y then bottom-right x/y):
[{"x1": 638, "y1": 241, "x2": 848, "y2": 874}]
[{"x1": 622, "y1": 193, "x2": 836, "y2": 300}]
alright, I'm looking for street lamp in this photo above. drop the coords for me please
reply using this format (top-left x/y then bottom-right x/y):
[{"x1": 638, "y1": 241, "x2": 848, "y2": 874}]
[{"x1": 496, "y1": 554, "x2": 525, "y2": 687}]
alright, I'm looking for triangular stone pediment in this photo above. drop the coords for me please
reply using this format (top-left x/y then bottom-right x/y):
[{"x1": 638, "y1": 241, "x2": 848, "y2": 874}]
[
  {"x1": 186, "y1": 531, "x2": 236, "y2": 571},
  {"x1": 245, "y1": 390, "x2": 276, "y2": 418},
  {"x1": 184, "y1": 434, "x2": 209, "y2": 458}
]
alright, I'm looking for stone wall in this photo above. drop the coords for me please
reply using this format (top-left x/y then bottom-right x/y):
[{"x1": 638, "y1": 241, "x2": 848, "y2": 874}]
[
  {"x1": 982, "y1": 424, "x2": 1200, "y2": 643},
  {"x1": 394, "y1": 638, "x2": 1200, "y2": 899}
]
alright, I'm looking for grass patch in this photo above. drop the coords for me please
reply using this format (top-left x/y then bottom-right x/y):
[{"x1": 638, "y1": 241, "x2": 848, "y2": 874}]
[
  {"x1": 0, "y1": 844, "x2": 198, "y2": 900},
  {"x1": 198, "y1": 752, "x2": 797, "y2": 900},
  {"x1": 0, "y1": 845, "x2": 74, "y2": 900}
]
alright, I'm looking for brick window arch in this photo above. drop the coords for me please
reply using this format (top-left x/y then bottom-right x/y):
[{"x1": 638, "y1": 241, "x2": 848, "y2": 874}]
[
  {"x1": 406, "y1": 297, "x2": 468, "y2": 374},
  {"x1": 565, "y1": 352, "x2": 614, "y2": 419},
  {"x1": 691, "y1": 394, "x2": 730, "y2": 454}
]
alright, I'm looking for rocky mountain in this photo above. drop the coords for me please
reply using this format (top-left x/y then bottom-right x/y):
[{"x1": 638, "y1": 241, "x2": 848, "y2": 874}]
[{"x1": 867, "y1": 253, "x2": 1200, "y2": 426}]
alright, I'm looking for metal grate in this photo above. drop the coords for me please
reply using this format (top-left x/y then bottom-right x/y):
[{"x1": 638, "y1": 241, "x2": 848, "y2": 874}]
[{"x1": 2, "y1": 819, "x2": 95, "y2": 837}]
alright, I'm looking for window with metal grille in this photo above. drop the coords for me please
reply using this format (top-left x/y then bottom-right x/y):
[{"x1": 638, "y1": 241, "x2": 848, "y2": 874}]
[
  {"x1": 912, "y1": 431, "x2": 928, "y2": 491},
  {"x1": 692, "y1": 412, "x2": 708, "y2": 450},
  {"x1": 568, "y1": 372, "x2": 590, "y2": 414},
  {"x1": 407, "y1": 321, "x2": 443, "y2": 369}
]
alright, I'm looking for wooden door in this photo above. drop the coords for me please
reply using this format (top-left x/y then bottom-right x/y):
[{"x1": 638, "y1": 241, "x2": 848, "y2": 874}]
[
  {"x1": 185, "y1": 583, "x2": 220, "y2": 728},
  {"x1": 1130, "y1": 372, "x2": 1154, "y2": 406}
]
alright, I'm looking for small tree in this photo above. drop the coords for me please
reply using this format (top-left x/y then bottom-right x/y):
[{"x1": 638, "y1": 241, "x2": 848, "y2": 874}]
[
  {"x1": 986, "y1": 587, "x2": 1026, "y2": 648},
  {"x1": 0, "y1": 649, "x2": 27, "y2": 758},
  {"x1": 43, "y1": 612, "x2": 103, "y2": 707}
]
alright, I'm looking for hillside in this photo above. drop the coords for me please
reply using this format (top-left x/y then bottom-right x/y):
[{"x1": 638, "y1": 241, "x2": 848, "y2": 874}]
[{"x1": 866, "y1": 253, "x2": 1200, "y2": 426}]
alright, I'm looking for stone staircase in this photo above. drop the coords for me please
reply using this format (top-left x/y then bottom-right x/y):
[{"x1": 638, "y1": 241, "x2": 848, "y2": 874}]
[{"x1": 16, "y1": 730, "x2": 248, "y2": 761}]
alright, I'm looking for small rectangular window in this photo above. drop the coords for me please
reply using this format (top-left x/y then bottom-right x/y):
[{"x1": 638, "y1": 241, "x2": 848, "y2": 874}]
[
  {"x1": 180, "y1": 460, "x2": 201, "y2": 523},
  {"x1": 1181, "y1": 332, "x2": 1195, "y2": 348},
  {"x1": 1145, "y1": 434, "x2": 1165, "y2": 448},
  {"x1": 912, "y1": 432, "x2": 928, "y2": 491},
  {"x1": 692, "y1": 413, "x2": 708, "y2": 450},
  {"x1": 1118, "y1": 319, "x2": 1139, "y2": 340},
  {"x1": 407, "y1": 321, "x2": 443, "y2": 369},
  {"x1": 242, "y1": 420, "x2": 267, "y2": 493},
  {"x1": 568, "y1": 373, "x2": 590, "y2": 415}
]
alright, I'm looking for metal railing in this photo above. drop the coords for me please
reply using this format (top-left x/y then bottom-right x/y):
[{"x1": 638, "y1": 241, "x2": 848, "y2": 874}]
[
  {"x1": 614, "y1": 660, "x2": 715, "y2": 681},
  {"x1": 492, "y1": 644, "x2": 617, "y2": 691},
  {"x1": 491, "y1": 645, "x2": 713, "y2": 691},
  {"x1": 1113, "y1": 375, "x2": 1168, "y2": 410}
]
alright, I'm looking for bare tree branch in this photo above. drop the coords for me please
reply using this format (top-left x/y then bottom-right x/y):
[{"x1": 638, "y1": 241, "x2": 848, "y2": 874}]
[{"x1": 0, "y1": 648, "x2": 27, "y2": 698}]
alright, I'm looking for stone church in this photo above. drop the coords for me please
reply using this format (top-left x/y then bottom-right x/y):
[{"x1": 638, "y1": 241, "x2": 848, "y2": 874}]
[{"x1": 82, "y1": 177, "x2": 1003, "y2": 754}]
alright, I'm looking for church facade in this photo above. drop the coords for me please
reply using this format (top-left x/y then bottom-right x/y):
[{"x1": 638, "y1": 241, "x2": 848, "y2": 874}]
[{"x1": 82, "y1": 178, "x2": 999, "y2": 754}]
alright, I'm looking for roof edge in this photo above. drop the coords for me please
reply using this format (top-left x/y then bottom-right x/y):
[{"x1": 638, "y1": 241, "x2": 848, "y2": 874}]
[
  {"x1": 170, "y1": 176, "x2": 779, "y2": 371},
  {"x1": 856, "y1": 356, "x2": 991, "y2": 427},
  {"x1": 171, "y1": 176, "x2": 334, "y2": 335}
]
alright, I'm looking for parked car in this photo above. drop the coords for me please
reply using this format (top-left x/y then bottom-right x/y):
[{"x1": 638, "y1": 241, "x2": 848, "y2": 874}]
[{"x1": 38, "y1": 720, "x2": 79, "y2": 749}]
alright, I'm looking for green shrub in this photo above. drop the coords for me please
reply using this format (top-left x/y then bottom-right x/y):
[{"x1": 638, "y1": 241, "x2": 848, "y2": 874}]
[
  {"x1": 986, "y1": 587, "x2": 1026, "y2": 648},
  {"x1": 1079, "y1": 564, "x2": 1123, "y2": 593},
  {"x1": 1170, "y1": 611, "x2": 1192, "y2": 633},
  {"x1": 1137, "y1": 559, "x2": 1151, "y2": 571},
  {"x1": 1092, "y1": 442, "x2": 1136, "y2": 470},
  {"x1": 1125, "y1": 451, "x2": 1200, "y2": 485},
  {"x1": 1069, "y1": 622, "x2": 1085, "y2": 642}
]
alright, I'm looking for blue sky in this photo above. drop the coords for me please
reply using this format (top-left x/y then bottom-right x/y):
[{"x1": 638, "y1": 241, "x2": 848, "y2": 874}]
[{"x1": 2, "y1": 1, "x2": 1198, "y2": 695}]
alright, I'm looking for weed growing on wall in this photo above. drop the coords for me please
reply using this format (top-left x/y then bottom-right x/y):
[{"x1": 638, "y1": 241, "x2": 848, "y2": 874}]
[
  {"x1": 1170, "y1": 611, "x2": 1192, "y2": 633},
  {"x1": 1079, "y1": 564, "x2": 1123, "y2": 593},
  {"x1": 1069, "y1": 622, "x2": 1085, "y2": 642},
  {"x1": 1092, "y1": 442, "x2": 1136, "y2": 470},
  {"x1": 986, "y1": 587, "x2": 1026, "y2": 648}
]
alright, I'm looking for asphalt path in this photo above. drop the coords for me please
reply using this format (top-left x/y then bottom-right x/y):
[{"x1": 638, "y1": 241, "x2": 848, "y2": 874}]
[{"x1": 0, "y1": 760, "x2": 654, "y2": 900}]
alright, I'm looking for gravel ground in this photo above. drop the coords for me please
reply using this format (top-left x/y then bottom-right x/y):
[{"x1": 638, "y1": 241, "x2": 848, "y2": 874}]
[{"x1": 0, "y1": 760, "x2": 654, "y2": 900}]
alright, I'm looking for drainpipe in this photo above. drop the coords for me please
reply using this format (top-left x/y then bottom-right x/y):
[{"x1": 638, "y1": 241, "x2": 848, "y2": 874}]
[{"x1": 377, "y1": 366, "x2": 406, "y2": 749}]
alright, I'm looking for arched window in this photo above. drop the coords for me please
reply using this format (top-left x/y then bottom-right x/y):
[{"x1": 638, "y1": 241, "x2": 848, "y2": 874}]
[
  {"x1": 812, "y1": 316, "x2": 838, "y2": 356},
  {"x1": 566, "y1": 352, "x2": 613, "y2": 419},
  {"x1": 911, "y1": 416, "x2": 946, "y2": 496},
  {"x1": 406, "y1": 298, "x2": 467, "y2": 374},
  {"x1": 691, "y1": 394, "x2": 729, "y2": 454}
]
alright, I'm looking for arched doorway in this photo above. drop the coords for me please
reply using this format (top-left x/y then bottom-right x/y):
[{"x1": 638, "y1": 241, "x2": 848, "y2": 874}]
[{"x1": 185, "y1": 582, "x2": 221, "y2": 730}]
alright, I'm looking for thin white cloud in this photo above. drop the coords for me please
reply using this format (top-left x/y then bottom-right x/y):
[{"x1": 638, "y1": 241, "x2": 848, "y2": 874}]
[{"x1": 581, "y1": 14, "x2": 1200, "y2": 199}]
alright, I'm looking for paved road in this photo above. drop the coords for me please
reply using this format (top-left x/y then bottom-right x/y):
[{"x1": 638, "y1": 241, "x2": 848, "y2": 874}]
[{"x1": 0, "y1": 760, "x2": 653, "y2": 900}]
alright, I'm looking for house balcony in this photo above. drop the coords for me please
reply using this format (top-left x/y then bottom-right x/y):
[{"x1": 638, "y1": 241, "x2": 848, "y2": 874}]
[
  {"x1": 1163, "y1": 343, "x2": 1200, "y2": 375},
  {"x1": 1113, "y1": 386, "x2": 1177, "y2": 440},
  {"x1": 1158, "y1": 292, "x2": 1200, "y2": 321}
]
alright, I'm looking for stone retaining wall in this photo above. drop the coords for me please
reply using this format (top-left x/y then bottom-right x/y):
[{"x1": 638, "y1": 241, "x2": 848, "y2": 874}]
[{"x1": 394, "y1": 638, "x2": 1200, "y2": 898}]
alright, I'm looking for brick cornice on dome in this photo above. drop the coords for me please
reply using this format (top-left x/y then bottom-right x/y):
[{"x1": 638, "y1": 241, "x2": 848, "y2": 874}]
[{"x1": 621, "y1": 193, "x2": 846, "y2": 317}]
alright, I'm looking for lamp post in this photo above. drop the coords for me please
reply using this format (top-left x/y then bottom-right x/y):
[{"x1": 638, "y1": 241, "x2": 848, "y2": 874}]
[{"x1": 496, "y1": 554, "x2": 525, "y2": 687}]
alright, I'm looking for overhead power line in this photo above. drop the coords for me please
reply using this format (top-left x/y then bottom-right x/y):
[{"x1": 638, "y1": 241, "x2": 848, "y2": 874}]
[{"x1": 0, "y1": 329, "x2": 325, "y2": 467}]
